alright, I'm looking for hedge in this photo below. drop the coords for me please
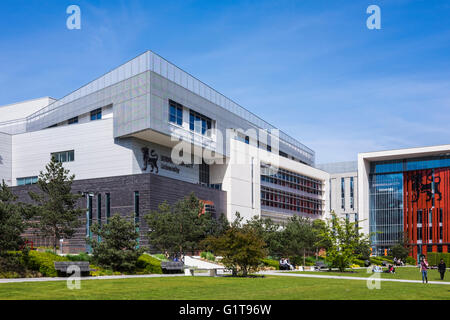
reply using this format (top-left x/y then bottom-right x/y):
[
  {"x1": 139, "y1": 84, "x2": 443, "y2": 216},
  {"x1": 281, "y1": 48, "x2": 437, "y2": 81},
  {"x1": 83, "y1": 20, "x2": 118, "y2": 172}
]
[
  {"x1": 427, "y1": 252, "x2": 450, "y2": 267},
  {"x1": 261, "y1": 258, "x2": 279, "y2": 270},
  {"x1": 370, "y1": 257, "x2": 393, "y2": 265},
  {"x1": 66, "y1": 252, "x2": 91, "y2": 262},
  {"x1": 27, "y1": 251, "x2": 68, "y2": 277},
  {"x1": 200, "y1": 252, "x2": 215, "y2": 261},
  {"x1": 406, "y1": 256, "x2": 417, "y2": 265},
  {"x1": 136, "y1": 254, "x2": 163, "y2": 274}
]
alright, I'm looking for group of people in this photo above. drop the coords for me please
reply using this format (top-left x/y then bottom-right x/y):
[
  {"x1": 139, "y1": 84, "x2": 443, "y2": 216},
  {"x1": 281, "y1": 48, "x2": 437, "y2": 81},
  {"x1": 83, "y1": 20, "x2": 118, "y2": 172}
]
[
  {"x1": 372, "y1": 264, "x2": 395, "y2": 273},
  {"x1": 371, "y1": 256, "x2": 448, "y2": 282},
  {"x1": 393, "y1": 257, "x2": 404, "y2": 266},
  {"x1": 279, "y1": 258, "x2": 295, "y2": 270},
  {"x1": 420, "y1": 257, "x2": 447, "y2": 283}
]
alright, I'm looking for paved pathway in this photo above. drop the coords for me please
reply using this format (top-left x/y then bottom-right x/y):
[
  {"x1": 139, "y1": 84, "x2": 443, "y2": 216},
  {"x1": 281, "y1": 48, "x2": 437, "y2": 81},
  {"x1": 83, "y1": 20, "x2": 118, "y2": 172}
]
[
  {"x1": 2, "y1": 270, "x2": 449, "y2": 286},
  {"x1": 259, "y1": 271, "x2": 450, "y2": 285}
]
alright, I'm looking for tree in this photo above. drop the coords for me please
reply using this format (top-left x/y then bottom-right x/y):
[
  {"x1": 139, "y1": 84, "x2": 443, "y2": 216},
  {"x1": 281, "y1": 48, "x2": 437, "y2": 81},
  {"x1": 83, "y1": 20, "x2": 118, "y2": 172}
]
[
  {"x1": 145, "y1": 193, "x2": 224, "y2": 257},
  {"x1": 29, "y1": 157, "x2": 83, "y2": 253},
  {"x1": 89, "y1": 214, "x2": 144, "y2": 273},
  {"x1": 391, "y1": 234, "x2": 411, "y2": 261},
  {"x1": 203, "y1": 213, "x2": 267, "y2": 276},
  {"x1": 246, "y1": 216, "x2": 282, "y2": 257},
  {"x1": 319, "y1": 212, "x2": 370, "y2": 272},
  {"x1": 0, "y1": 180, "x2": 33, "y2": 255},
  {"x1": 280, "y1": 215, "x2": 318, "y2": 266},
  {"x1": 312, "y1": 219, "x2": 329, "y2": 260}
]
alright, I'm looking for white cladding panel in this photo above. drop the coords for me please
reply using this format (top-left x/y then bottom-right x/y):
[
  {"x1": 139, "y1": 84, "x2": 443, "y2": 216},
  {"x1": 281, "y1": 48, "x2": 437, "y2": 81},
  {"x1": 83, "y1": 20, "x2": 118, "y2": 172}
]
[
  {"x1": 0, "y1": 97, "x2": 55, "y2": 123},
  {"x1": 0, "y1": 133, "x2": 12, "y2": 185},
  {"x1": 131, "y1": 139, "x2": 200, "y2": 184},
  {"x1": 11, "y1": 118, "x2": 134, "y2": 185},
  {"x1": 224, "y1": 139, "x2": 329, "y2": 223}
]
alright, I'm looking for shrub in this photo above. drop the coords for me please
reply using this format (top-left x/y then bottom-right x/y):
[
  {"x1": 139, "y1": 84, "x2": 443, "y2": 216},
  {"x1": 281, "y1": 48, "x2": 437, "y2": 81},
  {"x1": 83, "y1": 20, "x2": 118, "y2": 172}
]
[
  {"x1": 200, "y1": 251, "x2": 215, "y2": 261},
  {"x1": 354, "y1": 259, "x2": 366, "y2": 267},
  {"x1": 427, "y1": 252, "x2": 438, "y2": 266},
  {"x1": 89, "y1": 214, "x2": 144, "y2": 273},
  {"x1": 0, "y1": 252, "x2": 27, "y2": 277},
  {"x1": 26, "y1": 251, "x2": 68, "y2": 277},
  {"x1": 261, "y1": 258, "x2": 279, "y2": 270},
  {"x1": 406, "y1": 256, "x2": 416, "y2": 265},
  {"x1": 152, "y1": 254, "x2": 169, "y2": 261},
  {"x1": 90, "y1": 265, "x2": 122, "y2": 277},
  {"x1": 426, "y1": 252, "x2": 450, "y2": 267},
  {"x1": 136, "y1": 254, "x2": 163, "y2": 274},
  {"x1": 66, "y1": 252, "x2": 91, "y2": 262}
]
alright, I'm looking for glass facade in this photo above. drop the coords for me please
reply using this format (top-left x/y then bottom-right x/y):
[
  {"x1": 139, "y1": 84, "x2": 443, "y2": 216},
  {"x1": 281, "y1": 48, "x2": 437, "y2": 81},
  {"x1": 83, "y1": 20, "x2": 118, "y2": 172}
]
[
  {"x1": 370, "y1": 153, "x2": 450, "y2": 254},
  {"x1": 371, "y1": 154, "x2": 450, "y2": 174},
  {"x1": 350, "y1": 177, "x2": 354, "y2": 209},
  {"x1": 369, "y1": 173, "x2": 404, "y2": 253},
  {"x1": 260, "y1": 164, "x2": 324, "y2": 216}
]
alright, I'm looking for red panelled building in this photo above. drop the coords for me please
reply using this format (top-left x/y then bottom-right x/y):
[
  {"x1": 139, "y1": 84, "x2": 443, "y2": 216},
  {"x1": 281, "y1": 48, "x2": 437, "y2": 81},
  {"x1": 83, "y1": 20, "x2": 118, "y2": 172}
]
[{"x1": 404, "y1": 168, "x2": 450, "y2": 258}]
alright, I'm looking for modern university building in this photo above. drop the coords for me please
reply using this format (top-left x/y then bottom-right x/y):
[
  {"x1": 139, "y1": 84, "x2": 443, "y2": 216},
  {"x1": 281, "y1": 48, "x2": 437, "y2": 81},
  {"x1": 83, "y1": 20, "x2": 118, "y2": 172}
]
[
  {"x1": 358, "y1": 146, "x2": 450, "y2": 259},
  {"x1": 0, "y1": 51, "x2": 328, "y2": 253},
  {"x1": 319, "y1": 146, "x2": 450, "y2": 260},
  {"x1": 1, "y1": 51, "x2": 448, "y2": 259}
]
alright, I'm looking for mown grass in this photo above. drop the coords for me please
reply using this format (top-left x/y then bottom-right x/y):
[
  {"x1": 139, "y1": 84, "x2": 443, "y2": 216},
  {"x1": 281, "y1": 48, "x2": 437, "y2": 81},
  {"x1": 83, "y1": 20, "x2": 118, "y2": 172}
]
[
  {"x1": 291, "y1": 267, "x2": 450, "y2": 282},
  {"x1": 0, "y1": 275, "x2": 449, "y2": 300}
]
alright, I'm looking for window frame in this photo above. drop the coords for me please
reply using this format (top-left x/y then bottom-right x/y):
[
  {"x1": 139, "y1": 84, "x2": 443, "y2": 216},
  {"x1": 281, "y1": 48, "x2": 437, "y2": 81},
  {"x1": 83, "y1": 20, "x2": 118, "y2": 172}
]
[
  {"x1": 51, "y1": 150, "x2": 75, "y2": 163},
  {"x1": 90, "y1": 108, "x2": 102, "y2": 121}
]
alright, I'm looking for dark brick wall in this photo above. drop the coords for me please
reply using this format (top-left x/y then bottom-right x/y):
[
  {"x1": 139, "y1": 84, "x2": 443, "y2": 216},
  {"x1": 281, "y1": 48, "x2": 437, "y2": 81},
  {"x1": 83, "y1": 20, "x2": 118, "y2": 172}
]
[{"x1": 13, "y1": 173, "x2": 226, "y2": 254}]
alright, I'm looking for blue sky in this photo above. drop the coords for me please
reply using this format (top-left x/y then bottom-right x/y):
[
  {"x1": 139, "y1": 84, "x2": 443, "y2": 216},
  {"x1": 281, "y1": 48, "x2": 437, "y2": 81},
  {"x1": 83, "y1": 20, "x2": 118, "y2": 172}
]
[{"x1": 0, "y1": 0, "x2": 449, "y2": 163}]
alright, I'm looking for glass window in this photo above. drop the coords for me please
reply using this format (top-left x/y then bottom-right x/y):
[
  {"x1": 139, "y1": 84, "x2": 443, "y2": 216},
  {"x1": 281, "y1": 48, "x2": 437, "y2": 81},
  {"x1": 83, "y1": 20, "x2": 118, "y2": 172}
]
[
  {"x1": 51, "y1": 150, "x2": 75, "y2": 163},
  {"x1": 189, "y1": 110, "x2": 212, "y2": 137},
  {"x1": 417, "y1": 227, "x2": 422, "y2": 241},
  {"x1": 199, "y1": 162, "x2": 210, "y2": 185},
  {"x1": 169, "y1": 101, "x2": 183, "y2": 126},
  {"x1": 97, "y1": 194, "x2": 102, "y2": 225},
  {"x1": 17, "y1": 176, "x2": 38, "y2": 186},
  {"x1": 134, "y1": 191, "x2": 140, "y2": 224},
  {"x1": 106, "y1": 193, "x2": 111, "y2": 223},
  {"x1": 90, "y1": 108, "x2": 102, "y2": 121},
  {"x1": 68, "y1": 117, "x2": 78, "y2": 125}
]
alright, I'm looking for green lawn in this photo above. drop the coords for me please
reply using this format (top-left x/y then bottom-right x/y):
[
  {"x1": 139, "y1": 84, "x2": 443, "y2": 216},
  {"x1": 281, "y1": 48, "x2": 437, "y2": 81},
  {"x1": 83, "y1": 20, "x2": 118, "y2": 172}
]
[
  {"x1": 291, "y1": 267, "x2": 450, "y2": 282},
  {"x1": 0, "y1": 275, "x2": 449, "y2": 300}
]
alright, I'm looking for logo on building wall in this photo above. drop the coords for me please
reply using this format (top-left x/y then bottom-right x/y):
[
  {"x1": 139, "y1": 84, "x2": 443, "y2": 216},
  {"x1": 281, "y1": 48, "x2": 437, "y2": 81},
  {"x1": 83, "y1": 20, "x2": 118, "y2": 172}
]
[
  {"x1": 411, "y1": 171, "x2": 442, "y2": 203},
  {"x1": 142, "y1": 147, "x2": 159, "y2": 173}
]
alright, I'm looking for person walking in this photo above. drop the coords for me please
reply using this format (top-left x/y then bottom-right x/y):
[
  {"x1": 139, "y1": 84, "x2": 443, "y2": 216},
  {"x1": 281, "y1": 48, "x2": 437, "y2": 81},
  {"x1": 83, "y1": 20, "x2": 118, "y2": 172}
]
[
  {"x1": 438, "y1": 259, "x2": 446, "y2": 281},
  {"x1": 420, "y1": 257, "x2": 429, "y2": 284}
]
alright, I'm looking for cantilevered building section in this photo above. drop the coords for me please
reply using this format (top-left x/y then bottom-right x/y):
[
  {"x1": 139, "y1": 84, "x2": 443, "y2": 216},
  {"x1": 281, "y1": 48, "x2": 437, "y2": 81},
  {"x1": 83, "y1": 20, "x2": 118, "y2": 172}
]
[{"x1": 0, "y1": 51, "x2": 328, "y2": 253}]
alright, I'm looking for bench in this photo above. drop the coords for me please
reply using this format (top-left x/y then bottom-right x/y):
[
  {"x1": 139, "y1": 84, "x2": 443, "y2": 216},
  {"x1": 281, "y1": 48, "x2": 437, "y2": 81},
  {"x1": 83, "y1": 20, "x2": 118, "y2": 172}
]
[
  {"x1": 54, "y1": 261, "x2": 92, "y2": 277},
  {"x1": 184, "y1": 267, "x2": 221, "y2": 277},
  {"x1": 161, "y1": 261, "x2": 185, "y2": 274}
]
